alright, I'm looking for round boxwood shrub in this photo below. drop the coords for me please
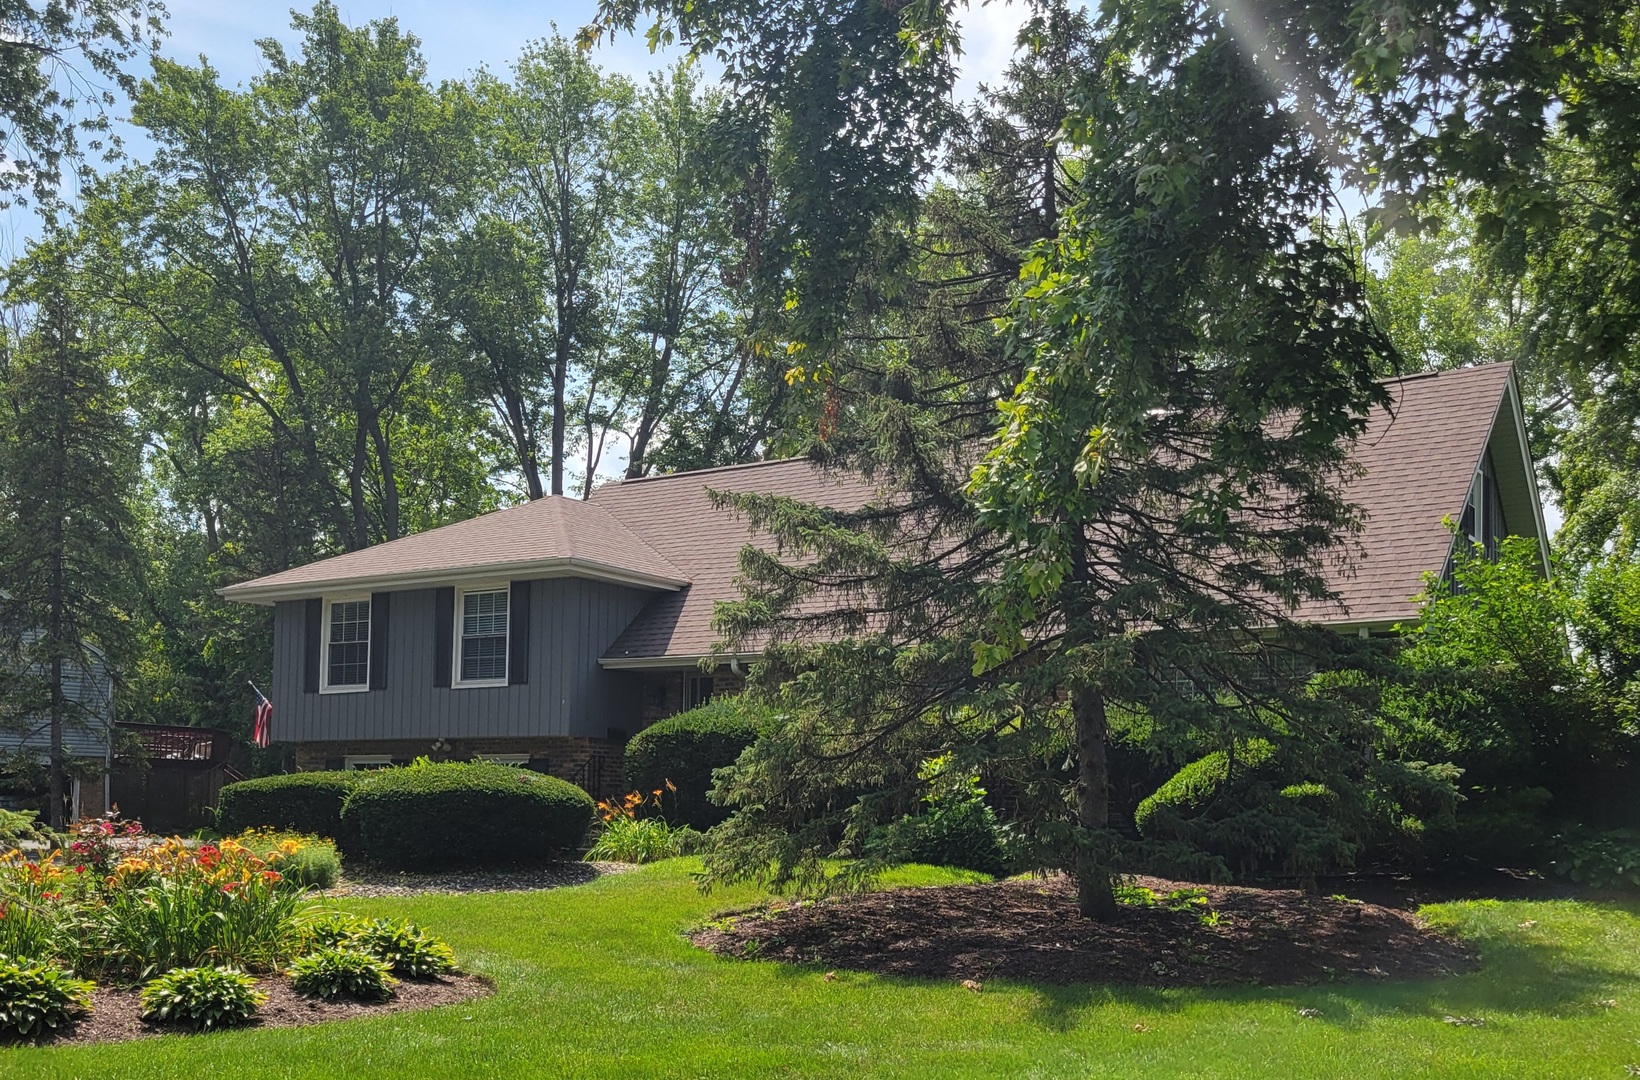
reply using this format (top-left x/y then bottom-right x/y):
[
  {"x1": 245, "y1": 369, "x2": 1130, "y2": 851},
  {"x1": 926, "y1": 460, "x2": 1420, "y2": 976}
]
[
  {"x1": 216, "y1": 772, "x2": 363, "y2": 850},
  {"x1": 624, "y1": 697, "x2": 763, "y2": 829},
  {"x1": 340, "y1": 761, "x2": 594, "y2": 870}
]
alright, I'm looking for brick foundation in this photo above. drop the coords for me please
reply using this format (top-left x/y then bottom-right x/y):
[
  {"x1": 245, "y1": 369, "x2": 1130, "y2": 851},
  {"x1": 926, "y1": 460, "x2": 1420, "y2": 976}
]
[{"x1": 292, "y1": 737, "x2": 627, "y2": 801}]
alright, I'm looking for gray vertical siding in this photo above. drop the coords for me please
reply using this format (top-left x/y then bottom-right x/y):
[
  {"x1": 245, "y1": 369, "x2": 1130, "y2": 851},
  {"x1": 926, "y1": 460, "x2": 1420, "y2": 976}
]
[
  {"x1": 0, "y1": 653, "x2": 113, "y2": 758},
  {"x1": 270, "y1": 578, "x2": 651, "y2": 743}
]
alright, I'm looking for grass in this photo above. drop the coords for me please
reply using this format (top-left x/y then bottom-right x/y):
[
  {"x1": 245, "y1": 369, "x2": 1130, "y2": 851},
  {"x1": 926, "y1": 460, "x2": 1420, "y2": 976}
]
[{"x1": 6, "y1": 860, "x2": 1640, "y2": 1077}]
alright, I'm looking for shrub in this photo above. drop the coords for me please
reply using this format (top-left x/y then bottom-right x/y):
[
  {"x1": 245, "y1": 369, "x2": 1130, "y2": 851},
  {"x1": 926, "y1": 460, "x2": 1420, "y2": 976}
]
[
  {"x1": 1133, "y1": 740, "x2": 1277, "y2": 836},
  {"x1": 624, "y1": 697, "x2": 763, "y2": 829},
  {"x1": 0, "y1": 955, "x2": 92, "y2": 1039},
  {"x1": 216, "y1": 772, "x2": 362, "y2": 850},
  {"x1": 340, "y1": 761, "x2": 593, "y2": 870},
  {"x1": 289, "y1": 946, "x2": 398, "y2": 1000},
  {"x1": 140, "y1": 966, "x2": 265, "y2": 1030},
  {"x1": 867, "y1": 756, "x2": 1017, "y2": 877},
  {"x1": 1549, "y1": 828, "x2": 1640, "y2": 888},
  {"x1": 351, "y1": 918, "x2": 456, "y2": 978},
  {"x1": 0, "y1": 809, "x2": 49, "y2": 850}
]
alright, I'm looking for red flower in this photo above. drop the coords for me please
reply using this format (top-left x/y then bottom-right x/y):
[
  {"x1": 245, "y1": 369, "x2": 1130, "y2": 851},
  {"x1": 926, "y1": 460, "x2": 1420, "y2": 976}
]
[{"x1": 74, "y1": 865, "x2": 86, "y2": 875}]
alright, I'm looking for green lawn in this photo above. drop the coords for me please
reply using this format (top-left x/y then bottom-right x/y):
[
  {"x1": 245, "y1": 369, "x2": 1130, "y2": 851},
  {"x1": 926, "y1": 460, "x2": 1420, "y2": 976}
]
[{"x1": 7, "y1": 861, "x2": 1639, "y2": 1078}]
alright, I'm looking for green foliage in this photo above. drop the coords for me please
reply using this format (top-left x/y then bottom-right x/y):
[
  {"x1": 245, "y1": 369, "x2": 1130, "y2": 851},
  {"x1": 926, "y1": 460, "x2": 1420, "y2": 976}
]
[
  {"x1": 349, "y1": 919, "x2": 456, "y2": 978},
  {"x1": 584, "y1": 816, "x2": 705, "y2": 864},
  {"x1": 289, "y1": 946, "x2": 398, "y2": 1001},
  {"x1": 303, "y1": 913, "x2": 370, "y2": 950},
  {"x1": 216, "y1": 773, "x2": 362, "y2": 850},
  {"x1": 139, "y1": 966, "x2": 265, "y2": 1031},
  {"x1": 624, "y1": 698, "x2": 762, "y2": 829},
  {"x1": 340, "y1": 761, "x2": 594, "y2": 870},
  {"x1": 0, "y1": 810, "x2": 49, "y2": 850},
  {"x1": 1549, "y1": 829, "x2": 1640, "y2": 889},
  {"x1": 0, "y1": 0, "x2": 165, "y2": 208},
  {"x1": 90, "y1": 848, "x2": 314, "y2": 979},
  {"x1": 0, "y1": 245, "x2": 145, "y2": 825},
  {"x1": 228, "y1": 831, "x2": 343, "y2": 890},
  {"x1": 1133, "y1": 742, "x2": 1276, "y2": 836},
  {"x1": 868, "y1": 756, "x2": 1016, "y2": 877},
  {"x1": 0, "y1": 954, "x2": 92, "y2": 1039}
]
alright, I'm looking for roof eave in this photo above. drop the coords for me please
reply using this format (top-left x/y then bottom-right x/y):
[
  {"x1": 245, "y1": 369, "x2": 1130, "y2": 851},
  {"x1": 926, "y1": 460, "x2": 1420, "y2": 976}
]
[{"x1": 218, "y1": 557, "x2": 689, "y2": 606}]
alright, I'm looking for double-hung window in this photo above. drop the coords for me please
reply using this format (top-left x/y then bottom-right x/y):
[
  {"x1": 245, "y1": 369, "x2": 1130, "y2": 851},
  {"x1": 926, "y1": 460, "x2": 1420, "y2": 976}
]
[
  {"x1": 456, "y1": 587, "x2": 509, "y2": 686},
  {"x1": 323, "y1": 598, "x2": 371, "y2": 692}
]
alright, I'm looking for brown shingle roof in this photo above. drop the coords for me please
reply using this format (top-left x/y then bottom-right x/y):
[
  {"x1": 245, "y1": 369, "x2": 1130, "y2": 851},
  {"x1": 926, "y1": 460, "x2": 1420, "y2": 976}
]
[
  {"x1": 1291, "y1": 361, "x2": 1516, "y2": 626},
  {"x1": 218, "y1": 495, "x2": 688, "y2": 603},
  {"x1": 590, "y1": 458, "x2": 880, "y2": 665},
  {"x1": 594, "y1": 363, "x2": 1520, "y2": 663},
  {"x1": 221, "y1": 363, "x2": 1525, "y2": 657}
]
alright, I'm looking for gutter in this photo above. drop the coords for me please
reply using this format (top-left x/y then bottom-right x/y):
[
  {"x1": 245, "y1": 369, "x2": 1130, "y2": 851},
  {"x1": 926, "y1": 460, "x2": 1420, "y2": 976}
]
[{"x1": 218, "y1": 556, "x2": 690, "y2": 605}]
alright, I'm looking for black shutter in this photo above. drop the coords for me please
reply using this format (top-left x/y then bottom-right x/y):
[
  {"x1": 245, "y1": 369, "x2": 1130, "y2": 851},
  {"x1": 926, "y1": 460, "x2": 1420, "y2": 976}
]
[
  {"x1": 433, "y1": 587, "x2": 454, "y2": 688},
  {"x1": 368, "y1": 592, "x2": 390, "y2": 690},
  {"x1": 508, "y1": 580, "x2": 531, "y2": 686},
  {"x1": 303, "y1": 598, "x2": 322, "y2": 694}
]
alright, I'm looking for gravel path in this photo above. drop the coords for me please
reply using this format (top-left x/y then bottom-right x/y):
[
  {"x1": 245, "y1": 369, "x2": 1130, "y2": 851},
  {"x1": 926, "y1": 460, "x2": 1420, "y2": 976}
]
[{"x1": 326, "y1": 860, "x2": 638, "y2": 897}]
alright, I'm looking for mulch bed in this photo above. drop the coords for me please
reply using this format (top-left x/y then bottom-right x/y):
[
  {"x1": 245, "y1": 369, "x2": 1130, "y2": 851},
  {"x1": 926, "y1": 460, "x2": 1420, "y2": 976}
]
[
  {"x1": 691, "y1": 874, "x2": 1477, "y2": 988},
  {"x1": 19, "y1": 972, "x2": 492, "y2": 1047},
  {"x1": 328, "y1": 860, "x2": 636, "y2": 897}
]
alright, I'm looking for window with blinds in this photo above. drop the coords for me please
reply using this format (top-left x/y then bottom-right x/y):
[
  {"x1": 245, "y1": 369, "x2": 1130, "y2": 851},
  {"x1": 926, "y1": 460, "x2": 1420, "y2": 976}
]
[{"x1": 457, "y1": 587, "x2": 509, "y2": 685}]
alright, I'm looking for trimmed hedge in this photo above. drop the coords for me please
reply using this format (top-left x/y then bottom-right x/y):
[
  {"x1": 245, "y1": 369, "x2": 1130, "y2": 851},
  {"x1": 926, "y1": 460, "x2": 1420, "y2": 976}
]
[
  {"x1": 215, "y1": 772, "x2": 363, "y2": 849},
  {"x1": 1133, "y1": 740, "x2": 1276, "y2": 837},
  {"x1": 340, "y1": 761, "x2": 594, "y2": 870},
  {"x1": 624, "y1": 697, "x2": 762, "y2": 829}
]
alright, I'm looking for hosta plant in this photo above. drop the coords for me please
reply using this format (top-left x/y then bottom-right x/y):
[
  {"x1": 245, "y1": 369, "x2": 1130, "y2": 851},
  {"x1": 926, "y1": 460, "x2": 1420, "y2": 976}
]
[
  {"x1": 304, "y1": 912, "x2": 369, "y2": 949},
  {"x1": 0, "y1": 954, "x2": 93, "y2": 1038},
  {"x1": 352, "y1": 919, "x2": 456, "y2": 978},
  {"x1": 289, "y1": 946, "x2": 398, "y2": 1000},
  {"x1": 140, "y1": 966, "x2": 266, "y2": 1030}
]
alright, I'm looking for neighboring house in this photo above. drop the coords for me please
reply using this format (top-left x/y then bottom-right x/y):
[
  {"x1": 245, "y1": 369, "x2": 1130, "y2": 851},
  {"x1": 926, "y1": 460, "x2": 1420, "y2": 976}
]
[
  {"x1": 0, "y1": 644, "x2": 116, "y2": 821},
  {"x1": 219, "y1": 362, "x2": 1549, "y2": 793}
]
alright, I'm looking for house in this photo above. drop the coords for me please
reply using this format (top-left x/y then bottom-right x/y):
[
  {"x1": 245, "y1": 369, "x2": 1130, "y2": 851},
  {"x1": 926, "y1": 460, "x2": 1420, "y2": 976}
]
[
  {"x1": 219, "y1": 362, "x2": 1548, "y2": 793},
  {"x1": 0, "y1": 644, "x2": 116, "y2": 821}
]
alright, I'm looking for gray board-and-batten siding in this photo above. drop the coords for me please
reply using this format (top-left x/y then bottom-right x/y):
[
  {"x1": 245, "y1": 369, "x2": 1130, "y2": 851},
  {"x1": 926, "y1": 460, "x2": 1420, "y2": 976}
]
[{"x1": 271, "y1": 578, "x2": 653, "y2": 743}]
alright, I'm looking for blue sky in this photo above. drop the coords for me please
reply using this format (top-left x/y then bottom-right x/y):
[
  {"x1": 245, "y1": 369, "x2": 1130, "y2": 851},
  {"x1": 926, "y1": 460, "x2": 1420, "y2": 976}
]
[{"x1": 0, "y1": 0, "x2": 1028, "y2": 256}]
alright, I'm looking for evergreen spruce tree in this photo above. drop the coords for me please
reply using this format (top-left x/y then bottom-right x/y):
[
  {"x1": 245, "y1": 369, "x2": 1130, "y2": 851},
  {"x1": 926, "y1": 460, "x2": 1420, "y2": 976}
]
[
  {"x1": 0, "y1": 252, "x2": 141, "y2": 825},
  {"x1": 603, "y1": 0, "x2": 1399, "y2": 918}
]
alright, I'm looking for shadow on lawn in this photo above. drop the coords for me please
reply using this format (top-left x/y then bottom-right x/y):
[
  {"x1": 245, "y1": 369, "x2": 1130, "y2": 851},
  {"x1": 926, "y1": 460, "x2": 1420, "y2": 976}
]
[{"x1": 1018, "y1": 903, "x2": 1638, "y2": 1032}]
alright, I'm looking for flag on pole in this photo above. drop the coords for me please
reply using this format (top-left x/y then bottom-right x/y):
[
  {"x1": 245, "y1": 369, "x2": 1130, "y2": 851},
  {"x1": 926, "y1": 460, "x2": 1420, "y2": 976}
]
[{"x1": 250, "y1": 685, "x2": 274, "y2": 749}]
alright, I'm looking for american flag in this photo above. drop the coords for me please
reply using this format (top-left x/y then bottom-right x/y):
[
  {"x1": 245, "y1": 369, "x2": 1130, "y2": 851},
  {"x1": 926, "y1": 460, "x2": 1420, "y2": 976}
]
[{"x1": 251, "y1": 685, "x2": 274, "y2": 749}]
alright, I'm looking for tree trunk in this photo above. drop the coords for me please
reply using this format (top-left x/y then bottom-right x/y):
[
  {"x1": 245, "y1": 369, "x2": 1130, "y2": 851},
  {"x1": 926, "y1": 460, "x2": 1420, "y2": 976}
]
[
  {"x1": 367, "y1": 411, "x2": 400, "y2": 541},
  {"x1": 47, "y1": 656, "x2": 65, "y2": 828},
  {"x1": 550, "y1": 339, "x2": 567, "y2": 497},
  {"x1": 1073, "y1": 684, "x2": 1118, "y2": 919}
]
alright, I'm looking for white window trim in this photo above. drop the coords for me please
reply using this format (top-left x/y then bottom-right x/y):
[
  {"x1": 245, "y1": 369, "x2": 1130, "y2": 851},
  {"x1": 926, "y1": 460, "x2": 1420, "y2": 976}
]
[
  {"x1": 320, "y1": 595, "x2": 372, "y2": 694},
  {"x1": 453, "y1": 584, "x2": 510, "y2": 689},
  {"x1": 343, "y1": 755, "x2": 392, "y2": 770}
]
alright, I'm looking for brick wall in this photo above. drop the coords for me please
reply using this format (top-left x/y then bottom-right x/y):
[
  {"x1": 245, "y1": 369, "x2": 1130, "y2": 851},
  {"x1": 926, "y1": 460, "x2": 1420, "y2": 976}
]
[
  {"x1": 635, "y1": 670, "x2": 747, "y2": 730},
  {"x1": 292, "y1": 735, "x2": 627, "y2": 801}
]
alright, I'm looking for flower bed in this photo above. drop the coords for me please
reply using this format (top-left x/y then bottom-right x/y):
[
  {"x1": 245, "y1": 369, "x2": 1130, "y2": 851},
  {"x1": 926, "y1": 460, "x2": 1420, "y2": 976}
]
[{"x1": 0, "y1": 814, "x2": 472, "y2": 1043}]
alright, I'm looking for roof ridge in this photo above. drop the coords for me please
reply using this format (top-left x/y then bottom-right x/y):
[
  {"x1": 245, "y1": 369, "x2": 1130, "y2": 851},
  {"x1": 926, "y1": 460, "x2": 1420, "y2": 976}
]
[
  {"x1": 591, "y1": 456, "x2": 813, "y2": 493},
  {"x1": 1379, "y1": 360, "x2": 1513, "y2": 388}
]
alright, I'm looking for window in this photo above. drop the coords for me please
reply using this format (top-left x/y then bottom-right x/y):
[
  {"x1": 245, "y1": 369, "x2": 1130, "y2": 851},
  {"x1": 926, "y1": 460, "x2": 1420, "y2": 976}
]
[
  {"x1": 456, "y1": 587, "x2": 509, "y2": 686},
  {"x1": 685, "y1": 674, "x2": 714, "y2": 710},
  {"x1": 343, "y1": 755, "x2": 392, "y2": 770},
  {"x1": 324, "y1": 598, "x2": 371, "y2": 691}
]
